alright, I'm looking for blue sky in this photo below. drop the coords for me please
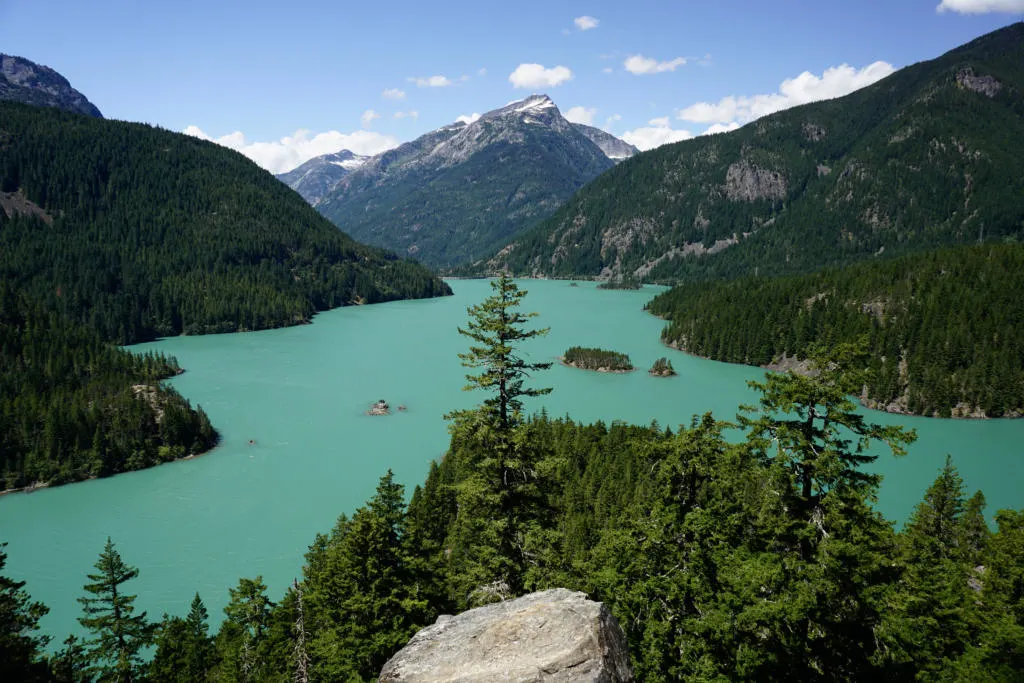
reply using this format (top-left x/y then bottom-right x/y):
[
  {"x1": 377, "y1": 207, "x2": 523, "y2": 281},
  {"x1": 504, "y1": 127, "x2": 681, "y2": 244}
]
[{"x1": 2, "y1": 0, "x2": 1021, "y2": 172}]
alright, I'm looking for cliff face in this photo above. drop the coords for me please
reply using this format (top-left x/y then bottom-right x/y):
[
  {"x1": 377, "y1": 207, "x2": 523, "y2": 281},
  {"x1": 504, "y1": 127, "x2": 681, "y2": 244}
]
[
  {"x1": 0, "y1": 54, "x2": 102, "y2": 117},
  {"x1": 379, "y1": 588, "x2": 634, "y2": 682}
]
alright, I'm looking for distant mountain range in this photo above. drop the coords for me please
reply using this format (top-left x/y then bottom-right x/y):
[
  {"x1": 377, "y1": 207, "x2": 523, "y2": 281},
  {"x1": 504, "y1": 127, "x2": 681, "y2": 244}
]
[
  {"x1": 298, "y1": 95, "x2": 637, "y2": 268},
  {"x1": 276, "y1": 149, "x2": 369, "y2": 204},
  {"x1": 479, "y1": 22, "x2": 1024, "y2": 282},
  {"x1": 0, "y1": 53, "x2": 102, "y2": 117}
]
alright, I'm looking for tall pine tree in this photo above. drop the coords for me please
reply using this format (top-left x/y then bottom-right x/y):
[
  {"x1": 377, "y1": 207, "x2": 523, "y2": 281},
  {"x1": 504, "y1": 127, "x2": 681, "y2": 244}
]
[{"x1": 77, "y1": 538, "x2": 155, "y2": 683}]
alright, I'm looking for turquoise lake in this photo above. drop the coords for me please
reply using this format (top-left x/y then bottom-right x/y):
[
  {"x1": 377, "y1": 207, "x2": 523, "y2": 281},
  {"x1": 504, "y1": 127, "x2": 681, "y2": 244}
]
[{"x1": 1, "y1": 278, "x2": 1022, "y2": 644}]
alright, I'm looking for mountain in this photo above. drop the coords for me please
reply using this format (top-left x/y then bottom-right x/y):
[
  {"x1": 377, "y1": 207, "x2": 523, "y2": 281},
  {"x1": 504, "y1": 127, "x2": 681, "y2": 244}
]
[
  {"x1": 316, "y1": 95, "x2": 632, "y2": 268},
  {"x1": 276, "y1": 149, "x2": 369, "y2": 204},
  {"x1": 0, "y1": 100, "x2": 450, "y2": 345},
  {"x1": 572, "y1": 123, "x2": 639, "y2": 161},
  {"x1": 0, "y1": 53, "x2": 102, "y2": 117},
  {"x1": 481, "y1": 23, "x2": 1024, "y2": 282},
  {"x1": 647, "y1": 243, "x2": 1024, "y2": 418}
]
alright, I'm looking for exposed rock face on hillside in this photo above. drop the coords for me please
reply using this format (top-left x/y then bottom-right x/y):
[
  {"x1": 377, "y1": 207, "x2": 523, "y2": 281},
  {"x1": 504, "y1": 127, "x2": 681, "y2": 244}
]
[
  {"x1": 572, "y1": 123, "x2": 639, "y2": 161},
  {"x1": 379, "y1": 588, "x2": 634, "y2": 682},
  {"x1": 275, "y1": 149, "x2": 368, "y2": 204},
  {"x1": 480, "y1": 22, "x2": 1024, "y2": 283},
  {"x1": 0, "y1": 54, "x2": 102, "y2": 117},
  {"x1": 316, "y1": 95, "x2": 630, "y2": 268}
]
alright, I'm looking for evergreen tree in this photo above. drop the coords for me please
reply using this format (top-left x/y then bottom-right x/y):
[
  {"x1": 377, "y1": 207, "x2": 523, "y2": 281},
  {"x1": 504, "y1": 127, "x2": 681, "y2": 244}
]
[
  {"x1": 149, "y1": 593, "x2": 215, "y2": 682},
  {"x1": 879, "y1": 457, "x2": 987, "y2": 679},
  {"x1": 733, "y1": 346, "x2": 916, "y2": 679},
  {"x1": 447, "y1": 275, "x2": 554, "y2": 603},
  {"x1": 305, "y1": 471, "x2": 426, "y2": 680},
  {"x1": 0, "y1": 542, "x2": 50, "y2": 682},
  {"x1": 455, "y1": 274, "x2": 551, "y2": 434},
  {"x1": 77, "y1": 538, "x2": 155, "y2": 683},
  {"x1": 51, "y1": 635, "x2": 91, "y2": 683},
  {"x1": 220, "y1": 577, "x2": 274, "y2": 683},
  {"x1": 946, "y1": 509, "x2": 1024, "y2": 680}
]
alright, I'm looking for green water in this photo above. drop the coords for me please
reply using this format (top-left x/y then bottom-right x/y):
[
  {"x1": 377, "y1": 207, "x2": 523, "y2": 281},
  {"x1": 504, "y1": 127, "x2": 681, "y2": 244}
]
[{"x1": 1, "y1": 279, "x2": 1022, "y2": 644}]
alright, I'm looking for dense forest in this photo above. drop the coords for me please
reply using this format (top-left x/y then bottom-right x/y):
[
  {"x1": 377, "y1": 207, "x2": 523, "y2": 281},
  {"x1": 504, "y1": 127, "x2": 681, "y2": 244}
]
[
  {"x1": 0, "y1": 101, "x2": 450, "y2": 346},
  {"x1": 4, "y1": 278, "x2": 1022, "y2": 682},
  {"x1": 562, "y1": 346, "x2": 634, "y2": 372},
  {"x1": 476, "y1": 23, "x2": 1024, "y2": 283},
  {"x1": 0, "y1": 282, "x2": 217, "y2": 490},
  {"x1": 647, "y1": 243, "x2": 1024, "y2": 417}
]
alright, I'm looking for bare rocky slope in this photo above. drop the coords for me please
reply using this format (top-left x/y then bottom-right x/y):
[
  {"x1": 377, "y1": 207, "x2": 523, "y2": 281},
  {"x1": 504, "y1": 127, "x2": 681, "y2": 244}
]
[{"x1": 0, "y1": 53, "x2": 102, "y2": 117}]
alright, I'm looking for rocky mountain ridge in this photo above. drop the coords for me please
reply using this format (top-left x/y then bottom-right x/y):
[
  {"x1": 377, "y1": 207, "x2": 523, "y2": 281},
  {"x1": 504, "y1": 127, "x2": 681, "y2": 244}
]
[
  {"x1": 0, "y1": 54, "x2": 102, "y2": 117},
  {"x1": 313, "y1": 95, "x2": 636, "y2": 267},
  {"x1": 276, "y1": 149, "x2": 369, "y2": 204}
]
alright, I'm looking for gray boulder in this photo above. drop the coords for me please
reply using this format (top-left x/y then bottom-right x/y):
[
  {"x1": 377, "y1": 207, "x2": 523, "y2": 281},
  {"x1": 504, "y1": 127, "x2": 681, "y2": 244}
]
[{"x1": 379, "y1": 588, "x2": 634, "y2": 682}]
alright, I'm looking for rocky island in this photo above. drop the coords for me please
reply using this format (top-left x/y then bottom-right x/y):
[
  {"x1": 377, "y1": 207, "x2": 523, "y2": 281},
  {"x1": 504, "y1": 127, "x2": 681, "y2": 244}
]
[
  {"x1": 562, "y1": 346, "x2": 634, "y2": 373},
  {"x1": 648, "y1": 357, "x2": 677, "y2": 377}
]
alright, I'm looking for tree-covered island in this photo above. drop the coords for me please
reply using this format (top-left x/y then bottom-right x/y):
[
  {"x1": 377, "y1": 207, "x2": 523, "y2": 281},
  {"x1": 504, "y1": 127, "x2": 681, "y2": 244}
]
[
  {"x1": 648, "y1": 357, "x2": 676, "y2": 377},
  {"x1": 562, "y1": 346, "x2": 634, "y2": 372}
]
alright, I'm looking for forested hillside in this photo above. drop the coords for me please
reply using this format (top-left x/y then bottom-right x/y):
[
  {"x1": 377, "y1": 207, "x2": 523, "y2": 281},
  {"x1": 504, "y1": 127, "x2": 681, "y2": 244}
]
[
  {"x1": 647, "y1": 244, "x2": 1024, "y2": 417},
  {"x1": 0, "y1": 283, "x2": 217, "y2": 490},
  {"x1": 481, "y1": 23, "x2": 1024, "y2": 282},
  {"x1": 0, "y1": 101, "x2": 450, "y2": 345}
]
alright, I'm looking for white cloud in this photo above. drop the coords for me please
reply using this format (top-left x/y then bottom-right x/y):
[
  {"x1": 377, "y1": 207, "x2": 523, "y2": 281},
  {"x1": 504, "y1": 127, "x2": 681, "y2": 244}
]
[
  {"x1": 703, "y1": 122, "x2": 741, "y2": 135},
  {"x1": 382, "y1": 88, "x2": 406, "y2": 100},
  {"x1": 509, "y1": 63, "x2": 573, "y2": 88},
  {"x1": 937, "y1": 0, "x2": 1024, "y2": 12},
  {"x1": 621, "y1": 121, "x2": 694, "y2": 151},
  {"x1": 624, "y1": 54, "x2": 687, "y2": 75},
  {"x1": 183, "y1": 126, "x2": 398, "y2": 174},
  {"x1": 393, "y1": 110, "x2": 419, "y2": 120},
  {"x1": 603, "y1": 114, "x2": 622, "y2": 130},
  {"x1": 409, "y1": 75, "x2": 453, "y2": 87},
  {"x1": 677, "y1": 61, "x2": 895, "y2": 126},
  {"x1": 574, "y1": 15, "x2": 599, "y2": 30},
  {"x1": 456, "y1": 113, "x2": 481, "y2": 125},
  {"x1": 478, "y1": 67, "x2": 487, "y2": 76},
  {"x1": 564, "y1": 106, "x2": 597, "y2": 125},
  {"x1": 361, "y1": 109, "x2": 380, "y2": 129},
  {"x1": 602, "y1": 67, "x2": 613, "y2": 74}
]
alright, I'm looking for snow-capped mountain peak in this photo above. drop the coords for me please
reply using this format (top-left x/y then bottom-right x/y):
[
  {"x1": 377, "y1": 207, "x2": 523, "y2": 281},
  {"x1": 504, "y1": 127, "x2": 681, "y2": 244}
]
[{"x1": 275, "y1": 149, "x2": 369, "y2": 204}]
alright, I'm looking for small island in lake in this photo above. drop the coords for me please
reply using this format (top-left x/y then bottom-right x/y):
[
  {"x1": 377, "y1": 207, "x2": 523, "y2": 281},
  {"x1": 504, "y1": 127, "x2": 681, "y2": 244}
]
[
  {"x1": 597, "y1": 275, "x2": 642, "y2": 290},
  {"x1": 649, "y1": 357, "x2": 677, "y2": 377},
  {"x1": 367, "y1": 399, "x2": 391, "y2": 416},
  {"x1": 562, "y1": 346, "x2": 634, "y2": 373}
]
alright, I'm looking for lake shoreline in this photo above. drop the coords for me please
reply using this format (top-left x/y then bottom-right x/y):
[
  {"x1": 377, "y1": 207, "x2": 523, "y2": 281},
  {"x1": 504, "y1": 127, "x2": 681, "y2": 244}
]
[{"x1": 658, "y1": 336, "x2": 1018, "y2": 421}]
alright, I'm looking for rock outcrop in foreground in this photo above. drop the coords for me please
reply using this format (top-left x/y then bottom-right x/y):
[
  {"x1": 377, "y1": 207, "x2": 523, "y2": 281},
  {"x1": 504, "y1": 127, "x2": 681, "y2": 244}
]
[{"x1": 379, "y1": 588, "x2": 634, "y2": 682}]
